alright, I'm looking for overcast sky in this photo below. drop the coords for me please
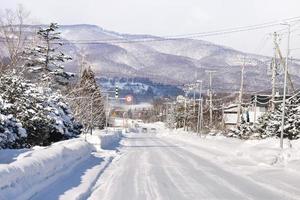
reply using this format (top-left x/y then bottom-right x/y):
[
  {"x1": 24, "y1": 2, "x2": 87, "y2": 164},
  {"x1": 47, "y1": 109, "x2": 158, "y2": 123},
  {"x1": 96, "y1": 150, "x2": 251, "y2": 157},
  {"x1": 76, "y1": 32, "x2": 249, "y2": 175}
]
[{"x1": 2, "y1": 0, "x2": 300, "y2": 57}]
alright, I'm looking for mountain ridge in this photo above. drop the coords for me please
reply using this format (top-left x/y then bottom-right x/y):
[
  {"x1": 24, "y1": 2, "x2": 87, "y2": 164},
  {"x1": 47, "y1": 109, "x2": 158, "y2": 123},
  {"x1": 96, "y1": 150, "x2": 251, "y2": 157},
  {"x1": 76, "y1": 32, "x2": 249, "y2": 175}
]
[{"x1": 1, "y1": 24, "x2": 300, "y2": 92}]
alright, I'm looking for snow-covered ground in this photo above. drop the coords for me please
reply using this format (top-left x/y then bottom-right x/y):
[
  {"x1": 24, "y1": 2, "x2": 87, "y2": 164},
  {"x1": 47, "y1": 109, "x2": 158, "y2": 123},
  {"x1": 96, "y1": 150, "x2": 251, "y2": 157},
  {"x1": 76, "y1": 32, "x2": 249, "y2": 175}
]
[
  {"x1": 88, "y1": 123, "x2": 300, "y2": 200},
  {"x1": 1, "y1": 122, "x2": 300, "y2": 200},
  {"x1": 0, "y1": 129, "x2": 122, "y2": 200}
]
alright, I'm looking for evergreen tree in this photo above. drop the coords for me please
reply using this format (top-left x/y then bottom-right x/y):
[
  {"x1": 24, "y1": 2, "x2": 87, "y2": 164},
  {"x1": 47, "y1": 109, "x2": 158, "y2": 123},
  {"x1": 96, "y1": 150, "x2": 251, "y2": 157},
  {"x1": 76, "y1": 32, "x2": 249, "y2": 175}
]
[
  {"x1": 0, "y1": 71, "x2": 81, "y2": 148},
  {"x1": 68, "y1": 67, "x2": 106, "y2": 131},
  {"x1": 166, "y1": 103, "x2": 176, "y2": 129},
  {"x1": 0, "y1": 98, "x2": 27, "y2": 149},
  {"x1": 23, "y1": 23, "x2": 72, "y2": 85},
  {"x1": 256, "y1": 96, "x2": 300, "y2": 140},
  {"x1": 174, "y1": 103, "x2": 185, "y2": 129}
]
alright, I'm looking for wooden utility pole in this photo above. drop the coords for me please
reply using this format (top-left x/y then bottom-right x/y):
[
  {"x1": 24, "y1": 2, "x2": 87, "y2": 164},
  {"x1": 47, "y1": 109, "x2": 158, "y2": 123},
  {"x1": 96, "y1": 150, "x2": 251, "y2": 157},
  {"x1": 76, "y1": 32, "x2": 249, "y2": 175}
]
[
  {"x1": 271, "y1": 32, "x2": 278, "y2": 111},
  {"x1": 193, "y1": 71, "x2": 198, "y2": 113},
  {"x1": 205, "y1": 70, "x2": 216, "y2": 128},
  {"x1": 274, "y1": 37, "x2": 295, "y2": 94},
  {"x1": 183, "y1": 85, "x2": 189, "y2": 131},
  {"x1": 254, "y1": 95, "x2": 257, "y2": 124},
  {"x1": 237, "y1": 58, "x2": 245, "y2": 127},
  {"x1": 196, "y1": 80, "x2": 203, "y2": 136},
  {"x1": 280, "y1": 23, "x2": 291, "y2": 149}
]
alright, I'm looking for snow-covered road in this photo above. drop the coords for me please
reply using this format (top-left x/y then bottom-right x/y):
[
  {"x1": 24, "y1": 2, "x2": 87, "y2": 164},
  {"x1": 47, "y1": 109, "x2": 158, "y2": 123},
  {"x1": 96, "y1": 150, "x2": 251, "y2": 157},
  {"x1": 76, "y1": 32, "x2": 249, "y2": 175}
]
[
  {"x1": 18, "y1": 130, "x2": 299, "y2": 200},
  {"x1": 87, "y1": 133, "x2": 298, "y2": 200}
]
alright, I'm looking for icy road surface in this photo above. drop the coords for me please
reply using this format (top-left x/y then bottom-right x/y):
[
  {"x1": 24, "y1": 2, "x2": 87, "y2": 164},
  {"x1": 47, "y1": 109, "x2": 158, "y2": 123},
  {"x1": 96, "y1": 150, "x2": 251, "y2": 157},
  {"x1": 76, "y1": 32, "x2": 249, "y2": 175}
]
[{"x1": 88, "y1": 133, "x2": 298, "y2": 200}]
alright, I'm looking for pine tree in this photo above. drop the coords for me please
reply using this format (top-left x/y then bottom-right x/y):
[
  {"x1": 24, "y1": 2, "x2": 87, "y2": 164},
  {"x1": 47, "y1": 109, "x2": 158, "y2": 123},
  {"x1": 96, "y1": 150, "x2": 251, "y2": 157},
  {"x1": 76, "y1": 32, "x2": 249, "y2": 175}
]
[
  {"x1": 256, "y1": 96, "x2": 300, "y2": 140},
  {"x1": 23, "y1": 23, "x2": 72, "y2": 86},
  {"x1": 67, "y1": 67, "x2": 106, "y2": 131},
  {"x1": 174, "y1": 103, "x2": 185, "y2": 129},
  {"x1": 166, "y1": 103, "x2": 176, "y2": 129}
]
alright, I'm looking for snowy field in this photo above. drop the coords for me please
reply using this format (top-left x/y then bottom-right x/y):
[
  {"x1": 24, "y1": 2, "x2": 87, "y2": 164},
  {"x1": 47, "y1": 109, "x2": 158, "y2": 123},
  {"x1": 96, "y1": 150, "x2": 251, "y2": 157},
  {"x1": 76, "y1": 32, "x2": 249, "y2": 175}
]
[{"x1": 1, "y1": 122, "x2": 300, "y2": 200}]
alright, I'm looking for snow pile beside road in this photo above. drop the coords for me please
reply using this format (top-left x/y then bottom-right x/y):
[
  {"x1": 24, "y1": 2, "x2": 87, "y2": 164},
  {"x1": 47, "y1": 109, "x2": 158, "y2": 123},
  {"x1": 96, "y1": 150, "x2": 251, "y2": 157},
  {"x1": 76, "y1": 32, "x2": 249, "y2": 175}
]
[
  {"x1": 0, "y1": 138, "x2": 95, "y2": 200},
  {"x1": 100, "y1": 130, "x2": 122, "y2": 150},
  {"x1": 83, "y1": 129, "x2": 123, "y2": 150},
  {"x1": 156, "y1": 124, "x2": 300, "y2": 170},
  {"x1": 240, "y1": 139, "x2": 300, "y2": 172}
]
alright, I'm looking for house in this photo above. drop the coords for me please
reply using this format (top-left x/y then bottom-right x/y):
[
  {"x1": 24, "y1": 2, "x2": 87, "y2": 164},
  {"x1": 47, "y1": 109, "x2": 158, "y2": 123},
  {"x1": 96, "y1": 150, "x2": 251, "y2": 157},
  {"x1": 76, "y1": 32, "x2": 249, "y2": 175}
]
[
  {"x1": 223, "y1": 95, "x2": 270, "y2": 129},
  {"x1": 223, "y1": 93, "x2": 300, "y2": 129},
  {"x1": 223, "y1": 104, "x2": 239, "y2": 129}
]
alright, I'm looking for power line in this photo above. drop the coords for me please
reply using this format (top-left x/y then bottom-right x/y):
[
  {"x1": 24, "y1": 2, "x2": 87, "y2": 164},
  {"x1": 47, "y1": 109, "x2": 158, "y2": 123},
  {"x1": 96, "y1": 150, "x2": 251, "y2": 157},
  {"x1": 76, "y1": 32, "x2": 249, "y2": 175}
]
[{"x1": 1, "y1": 16, "x2": 300, "y2": 45}]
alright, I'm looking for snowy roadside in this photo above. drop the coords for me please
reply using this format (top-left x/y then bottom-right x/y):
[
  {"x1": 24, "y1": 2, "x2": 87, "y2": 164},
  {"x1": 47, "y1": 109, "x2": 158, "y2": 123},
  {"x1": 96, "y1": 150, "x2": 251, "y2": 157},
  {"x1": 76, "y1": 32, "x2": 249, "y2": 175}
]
[
  {"x1": 152, "y1": 122, "x2": 300, "y2": 197},
  {"x1": 0, "y1": 129, "x2": 123, "y2": 200},
  {"x1": 157, "y1": 125, "x2": 300, "y2": 170}
]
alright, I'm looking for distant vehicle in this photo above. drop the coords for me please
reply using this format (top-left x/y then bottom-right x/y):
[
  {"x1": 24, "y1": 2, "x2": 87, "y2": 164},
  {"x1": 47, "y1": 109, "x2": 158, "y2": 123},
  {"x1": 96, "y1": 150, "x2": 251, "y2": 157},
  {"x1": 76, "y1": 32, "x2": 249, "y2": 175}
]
[
  {"x1": 135, "y1": 123, "x2": 140, "y2": 128},
  {"x1": 150, "y1": 128, "x2": 157, "y2": 133},
  {"x1": 137, "y1": 120, "x2": 143, "y2": 123},
  {"x1": 142, "y1": 127, "x2": 148, "y2": 133}
]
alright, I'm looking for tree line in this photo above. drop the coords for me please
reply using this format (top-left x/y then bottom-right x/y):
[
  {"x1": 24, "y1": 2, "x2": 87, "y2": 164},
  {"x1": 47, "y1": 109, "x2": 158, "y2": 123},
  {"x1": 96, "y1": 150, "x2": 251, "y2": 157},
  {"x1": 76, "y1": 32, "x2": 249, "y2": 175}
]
[{"x1": 0, "y1": 6, "x2": 106, "y2": 149}]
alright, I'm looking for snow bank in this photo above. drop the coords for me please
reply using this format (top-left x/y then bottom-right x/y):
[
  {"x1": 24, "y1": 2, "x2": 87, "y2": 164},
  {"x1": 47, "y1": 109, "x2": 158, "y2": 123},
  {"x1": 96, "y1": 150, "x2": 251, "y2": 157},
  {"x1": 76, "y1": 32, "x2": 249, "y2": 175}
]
[
  {"x1": 0, "y1": 138, "x2": 95, "y2": 200},
  {"x1": 84, "y1": 129, "x2": 123, "y2": 150},
  {"x1": 100, "y1": 130, "x2": 122, "y2": 150},
  {"x1": 0, "y1": 148, "x2": 32, "y2": 164},
  {"x1": 154, "y1": 123, "x2": 300, "y2": 171}
]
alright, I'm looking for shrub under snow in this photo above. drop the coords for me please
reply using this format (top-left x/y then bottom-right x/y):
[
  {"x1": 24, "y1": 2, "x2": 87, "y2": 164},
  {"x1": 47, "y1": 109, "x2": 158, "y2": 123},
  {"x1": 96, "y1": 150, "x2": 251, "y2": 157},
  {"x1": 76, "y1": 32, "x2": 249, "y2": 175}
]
[
  {"x1": 0, "y1": 104, "x2": 27, "y2": 149},
  {"x1": 0, "y1": 73, "x2": 81, "y2": 148}
]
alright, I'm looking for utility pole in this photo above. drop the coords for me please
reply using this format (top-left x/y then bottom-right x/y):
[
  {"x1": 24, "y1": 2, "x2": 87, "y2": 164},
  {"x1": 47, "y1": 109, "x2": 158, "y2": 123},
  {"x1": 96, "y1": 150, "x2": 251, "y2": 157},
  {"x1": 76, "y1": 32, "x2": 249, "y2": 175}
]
[
  {"x1": 237, "y1": 58, "x2": 245, "y2": 127},
  {"x1": 196, "y1": 80, "x2": 203, "y2": 137},
  {"x1": 105, "y1": 93, "x2": 109, "y2": 133},
  {"x1": 183, "y1": 86, "x2": 188, "y2": 131},
  {"x1": 254, "y1": 95, "x2": 257, "y2": 124},
  {"x1": 193, "y1": 71, "x2": 198, "y2": 113},
  {"x1": 206, "y1": 70, "x2": 216, "y2": 128},
  {"x1": 271, "y1": 32, "x2": 278, "y2": 111},
  {"x1": 280, "y1": 23, "x2": 291, "y2": 149},
  {"x1": 274, "y1": 35, "x2": 295, "y2": 94}
]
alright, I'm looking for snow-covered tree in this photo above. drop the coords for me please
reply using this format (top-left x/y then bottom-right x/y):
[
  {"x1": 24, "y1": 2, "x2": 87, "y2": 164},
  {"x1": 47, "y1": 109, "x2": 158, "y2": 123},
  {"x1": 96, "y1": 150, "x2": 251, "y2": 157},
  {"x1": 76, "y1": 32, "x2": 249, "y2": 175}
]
[
  {"x1": 0, "y1": 71, "x2": 81, "y2": 148},
  {"x1": 227, "y1": 123, "x2": 256, "y2": 139},
  {"x1": 0, "y1": 97, "x2": 27, "y2": 149},
  {"x1": 256, "y1": 96, "x2": 300, "y2": 140},
  {"x1": 174, "y1": 103, "x2": 185, "y2": 129},
  {"x1": 67, "y1": 67, "x2": 106, "y2": 131},
  {"x1": 23, "y1": 23, "x2": 72, "y2": 86},
  {"x1": 165, "y1": 103, "x2": 176, "y2": 129}
]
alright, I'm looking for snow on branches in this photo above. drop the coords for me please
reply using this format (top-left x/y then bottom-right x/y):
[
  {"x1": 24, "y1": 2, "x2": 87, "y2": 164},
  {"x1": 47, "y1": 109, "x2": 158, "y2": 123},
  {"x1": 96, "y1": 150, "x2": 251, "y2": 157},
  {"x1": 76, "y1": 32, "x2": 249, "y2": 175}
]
[
  {"x1": 23, "y1": 23, "x2": 72, "y2": 86},
  {"x1": 66, "y1": 67, "x2": 106, "y2": 131},
  {"x1": 256, "y1": 96, "x2": 300, "y2": 140},
  {"x1": 0, "y1": 71, "x2": 81, "y2": 148}
]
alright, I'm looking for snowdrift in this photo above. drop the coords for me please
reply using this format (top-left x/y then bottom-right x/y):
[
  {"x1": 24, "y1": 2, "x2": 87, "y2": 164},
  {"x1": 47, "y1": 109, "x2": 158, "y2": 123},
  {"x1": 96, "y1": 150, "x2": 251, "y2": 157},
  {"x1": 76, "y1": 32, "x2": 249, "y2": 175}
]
[
  {"x1": 100, "y1": 130, "x2": 122, "y2": 150},
  {"x1": 83, "y1": 129, "x2": 123, "y2": 150},
  {"x1": 156, "y1": 125, "x2": 300, "y2": 170},
  {"x1": 0, "y1": 138, "x2": 95, "y2": 200}
]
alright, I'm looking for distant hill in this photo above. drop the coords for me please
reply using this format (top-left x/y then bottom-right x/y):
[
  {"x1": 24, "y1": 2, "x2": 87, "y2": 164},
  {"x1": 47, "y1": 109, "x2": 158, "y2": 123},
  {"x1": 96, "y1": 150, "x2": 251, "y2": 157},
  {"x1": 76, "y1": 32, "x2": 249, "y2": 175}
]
[{"x1": 1, "y1": 24, "x2": 300, "y2": 93}]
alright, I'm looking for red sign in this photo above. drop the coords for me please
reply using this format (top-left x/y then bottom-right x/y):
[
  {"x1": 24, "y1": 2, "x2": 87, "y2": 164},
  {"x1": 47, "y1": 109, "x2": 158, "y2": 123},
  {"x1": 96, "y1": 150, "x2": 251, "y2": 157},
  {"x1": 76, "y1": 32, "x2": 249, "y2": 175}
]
[{"x1": 125, "y1": 95, "x2": 133, "y2": 103}]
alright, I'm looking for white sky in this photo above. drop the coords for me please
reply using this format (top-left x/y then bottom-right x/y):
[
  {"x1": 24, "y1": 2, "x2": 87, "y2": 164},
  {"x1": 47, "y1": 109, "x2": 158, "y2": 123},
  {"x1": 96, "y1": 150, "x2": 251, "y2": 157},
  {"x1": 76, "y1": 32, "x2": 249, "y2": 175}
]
[{"x1": 2, "y1": 0, "x2": 300, "y2": 57}]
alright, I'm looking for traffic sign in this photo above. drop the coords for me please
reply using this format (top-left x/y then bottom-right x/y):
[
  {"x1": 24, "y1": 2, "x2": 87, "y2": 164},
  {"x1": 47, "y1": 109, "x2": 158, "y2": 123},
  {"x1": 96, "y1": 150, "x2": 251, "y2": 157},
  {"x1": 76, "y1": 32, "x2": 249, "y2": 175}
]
[{"x1": 125, "y1": 95, "x2": 133, "y2": 103}]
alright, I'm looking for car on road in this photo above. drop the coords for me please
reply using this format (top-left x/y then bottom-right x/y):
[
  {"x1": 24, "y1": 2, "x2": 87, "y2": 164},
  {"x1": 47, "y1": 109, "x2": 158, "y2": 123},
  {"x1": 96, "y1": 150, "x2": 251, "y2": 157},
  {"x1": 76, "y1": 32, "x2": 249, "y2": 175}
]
[
  {"x1": 142, "y1": 127, "x2": 148, "y2": 133},
  {"x1": 150, "y1": 128, "x2": 157, "y2": 133}
]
